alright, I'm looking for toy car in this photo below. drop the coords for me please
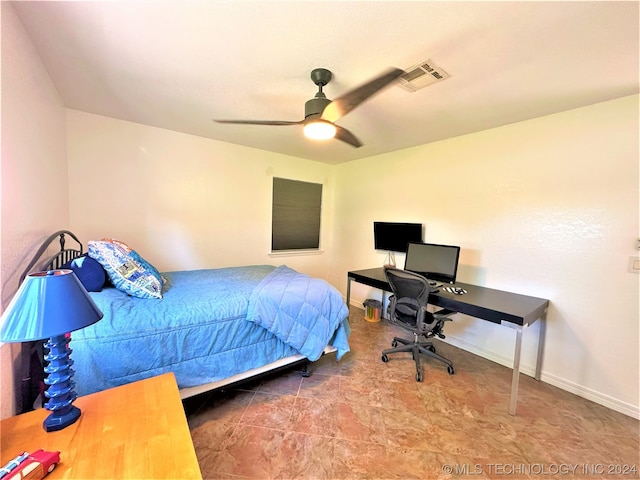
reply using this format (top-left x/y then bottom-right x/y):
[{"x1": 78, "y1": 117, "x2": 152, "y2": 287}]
[{"x1": 0, "y1": 450, "x2": 60, "y2": 480}]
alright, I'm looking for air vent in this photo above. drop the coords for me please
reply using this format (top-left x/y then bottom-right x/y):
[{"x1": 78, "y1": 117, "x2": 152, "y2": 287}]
[{"x1": 397, "y1": 59, "x2": 450, "y2": 92}]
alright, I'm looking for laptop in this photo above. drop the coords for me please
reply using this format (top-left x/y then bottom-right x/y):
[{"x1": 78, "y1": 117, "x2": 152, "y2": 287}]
[{"x1": 403, "y1": 242, "x2": 461, "y2": 287}]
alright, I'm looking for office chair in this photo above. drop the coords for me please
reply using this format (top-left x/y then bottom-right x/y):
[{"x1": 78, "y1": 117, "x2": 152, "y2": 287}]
[{"x1": 381, "y1": 267, "x2": 456, "y2": 382}]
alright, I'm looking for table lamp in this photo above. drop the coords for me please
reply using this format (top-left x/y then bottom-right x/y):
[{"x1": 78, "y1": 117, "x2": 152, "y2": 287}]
[{"x1": 0, "y1": 270, "x2": 103, "y2": 432}]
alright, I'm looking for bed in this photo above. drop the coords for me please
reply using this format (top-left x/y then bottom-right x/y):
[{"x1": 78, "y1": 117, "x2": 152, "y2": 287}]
[{"x1": 18, "y1": 230, "x2": 350, "y2": 402}]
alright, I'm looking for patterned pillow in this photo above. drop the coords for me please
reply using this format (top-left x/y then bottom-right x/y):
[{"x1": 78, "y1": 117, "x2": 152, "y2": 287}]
[
  {"x1": 105, "y1": 238, "x2": 165, "y2": 279},
  {"x1": 88, "y1": 239, "x2": 163, "y2": 299}
]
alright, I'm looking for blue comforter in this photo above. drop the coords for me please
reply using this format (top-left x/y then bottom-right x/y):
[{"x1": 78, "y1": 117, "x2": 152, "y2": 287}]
[
  {"x1": 246, "y1": 266, "x2": 350, "y2": 361},
  {"x1": 71, "y1": 265, "x2": 350, "y2": 396}
]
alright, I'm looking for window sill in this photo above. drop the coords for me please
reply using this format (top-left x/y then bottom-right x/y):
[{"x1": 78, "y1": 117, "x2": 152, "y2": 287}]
[{"x1": 269, "y1": 250, "x2": 324, "y2": 257}]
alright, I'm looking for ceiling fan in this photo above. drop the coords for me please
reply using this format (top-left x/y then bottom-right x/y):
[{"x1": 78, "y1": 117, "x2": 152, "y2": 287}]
[{"x1": 213, "y1": 67, "x2": 405, "y2": 148}]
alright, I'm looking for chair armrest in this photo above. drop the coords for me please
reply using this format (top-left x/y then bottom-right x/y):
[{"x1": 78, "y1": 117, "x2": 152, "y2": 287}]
[
  {"x1": 416, "y1": 306, "x2": 437, "y2": 331},
  {"x1": 417, "y1": 306, "x2": 429, "y2": 319},
  {"x1": 434, "y1": 308, "x2": 457, "y2": 319},
  {"x1": 388, "y1": 295, "x2": 397, "y2": 316}
]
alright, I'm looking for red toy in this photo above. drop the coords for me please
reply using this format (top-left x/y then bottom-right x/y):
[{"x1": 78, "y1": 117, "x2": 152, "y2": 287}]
[{"x1": 0, "y1": 450, "x2": 60, "y2": 480}]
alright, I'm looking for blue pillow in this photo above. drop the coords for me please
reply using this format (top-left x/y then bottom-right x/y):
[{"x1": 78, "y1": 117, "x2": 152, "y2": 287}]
[{"x1": 61, "y1": 254, "x2": 106, "y2": 292}]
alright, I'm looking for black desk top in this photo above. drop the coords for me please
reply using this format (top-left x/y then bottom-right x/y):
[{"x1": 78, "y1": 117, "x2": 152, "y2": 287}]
[{"x1": 348, "y1": 268, "x2": 549, "y2": 326}]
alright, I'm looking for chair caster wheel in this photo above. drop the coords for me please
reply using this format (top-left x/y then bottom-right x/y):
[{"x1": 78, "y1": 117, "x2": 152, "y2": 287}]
[
  {"x1": 447, "y1": 365, "x2": 455, "y2": 375},
  {"x1": 391, "y1": 340, "x2": 398, "y2": 348},
  {"x1": 416, "y1": 372, "x2": 423, "y2": 382},
  {"x1": 381, "y1": 354, "x2": 389, "y2": 363}
]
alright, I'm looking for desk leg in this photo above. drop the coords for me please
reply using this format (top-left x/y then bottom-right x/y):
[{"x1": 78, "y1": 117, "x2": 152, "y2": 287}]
[
  {"x1": 510, "y1": 326, "x2": 523, "y2": 415},
  {"x1": 504, "y1": 315, "x2": 546, "y2": 415},
  {"x1": 535, "y1": 311, "x2": 547, "y2": 381},
  {"x1": 346, "y1": 276, "x2": 353, "y2": 309},
  {"x1": 381, "y1": 291, "x2": 389, "y2": 320},
  {"x1": 502, "y1": 322, "x2": 523, "y2": 416}
]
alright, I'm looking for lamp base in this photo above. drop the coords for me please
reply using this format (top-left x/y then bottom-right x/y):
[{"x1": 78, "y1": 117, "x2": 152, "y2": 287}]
[
  {"x1": 43, "y1": 334, "x2": 82, "y2": 432},
  {"x1": 43, "y1": 404, "x2": 81, "y2": 432}
]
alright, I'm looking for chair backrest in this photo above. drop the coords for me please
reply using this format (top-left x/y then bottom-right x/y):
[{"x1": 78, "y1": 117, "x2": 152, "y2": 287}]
[{"x1": 384, "y1": 267, "x2": 434, "y2": 332}]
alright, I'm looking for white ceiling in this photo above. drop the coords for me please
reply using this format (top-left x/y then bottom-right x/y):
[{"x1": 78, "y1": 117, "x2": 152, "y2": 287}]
[{"x1": 11, "y1": 1, "x2": 639, "y2": 165}]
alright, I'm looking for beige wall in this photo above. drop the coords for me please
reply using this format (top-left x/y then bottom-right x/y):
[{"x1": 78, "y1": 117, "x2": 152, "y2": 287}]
[
  {"x1": 0, "y1": 3, "x2": 69, "y2": 418},
  {"x1": 66, "y1": 110, "x2": 337, "y2": 281},
  {"x1": 332, "y1": 95, "x2": 639, "y2": 417}
]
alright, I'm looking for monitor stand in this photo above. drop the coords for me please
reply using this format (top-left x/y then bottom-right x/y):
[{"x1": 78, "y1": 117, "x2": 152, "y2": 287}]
[{"x1": 383, "y1": 251, "x2": 396, "y2": 268}]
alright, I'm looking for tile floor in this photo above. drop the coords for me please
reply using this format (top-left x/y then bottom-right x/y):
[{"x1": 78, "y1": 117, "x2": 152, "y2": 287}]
[{"x1": 185, "y1": 307, "x2": 639, "y2": 479}]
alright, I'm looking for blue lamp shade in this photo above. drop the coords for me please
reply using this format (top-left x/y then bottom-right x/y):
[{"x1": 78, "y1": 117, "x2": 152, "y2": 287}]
[
  {"x1": 1, "y1": 270, "x2": 103, "y2": 342},
  {"x1": 0, "y1": 269, "x2": 103, "y2": 432}
]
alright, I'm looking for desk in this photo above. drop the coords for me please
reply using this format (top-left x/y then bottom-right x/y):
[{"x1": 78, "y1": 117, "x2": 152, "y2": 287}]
[
  {"x1": 347, "y1": 268, "x2": 549, "y2": 415},
  {"x1": 0, "y1": 372, "x2": 202, "y2": 479}
]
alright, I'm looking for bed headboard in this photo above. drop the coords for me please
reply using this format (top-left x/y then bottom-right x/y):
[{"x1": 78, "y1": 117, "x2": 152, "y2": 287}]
[{"x1": 19, "y1": 230, "x2": 84, "y2": 283}]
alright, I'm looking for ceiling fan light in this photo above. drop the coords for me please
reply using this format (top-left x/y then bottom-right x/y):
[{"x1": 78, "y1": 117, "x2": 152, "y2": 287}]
[{"x1": 304, "y1": 121, "x2": 336, "y2": 140}]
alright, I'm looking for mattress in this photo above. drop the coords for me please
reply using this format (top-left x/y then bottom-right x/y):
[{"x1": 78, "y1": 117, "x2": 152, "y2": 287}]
[{"x1": 71, "y1": 265, "x2": 350, "y2": 396}]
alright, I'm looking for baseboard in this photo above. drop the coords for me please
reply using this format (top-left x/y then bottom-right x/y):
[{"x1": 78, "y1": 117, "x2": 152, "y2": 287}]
[
  {"x1": 442, "y1": 335, "x2": 640, "y2": 420},
  {"x1": 540, "y1": 371, "x2": 640, "y2": 420}
]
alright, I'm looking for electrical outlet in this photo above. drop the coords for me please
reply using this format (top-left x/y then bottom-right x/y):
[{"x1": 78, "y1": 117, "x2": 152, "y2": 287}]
[{"x1": 629, "y1": 256, "x2": 640, "y2": 274}]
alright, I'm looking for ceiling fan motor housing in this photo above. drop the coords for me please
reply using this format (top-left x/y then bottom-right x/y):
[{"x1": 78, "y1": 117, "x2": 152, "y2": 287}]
[{"x1": 305, "y1": 96, "x2": 331, "y2": 119}]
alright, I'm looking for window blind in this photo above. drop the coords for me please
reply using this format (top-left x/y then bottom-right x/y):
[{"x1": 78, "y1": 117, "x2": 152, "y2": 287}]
[{"x1": 272, "y1": 178, "x2": 322, "y2": 251}]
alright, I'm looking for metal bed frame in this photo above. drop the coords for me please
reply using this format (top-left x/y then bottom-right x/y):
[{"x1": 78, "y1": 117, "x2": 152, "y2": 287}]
[{"x1": 19, "y1": 230, "x2": 83, "y2": 283}]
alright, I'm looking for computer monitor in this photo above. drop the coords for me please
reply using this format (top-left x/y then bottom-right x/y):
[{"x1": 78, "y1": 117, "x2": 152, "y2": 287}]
[
  {"x1": 404, "y1": 242, "x2": 461, "y2": 284},
  {"x1": 373, "y1": 222, "x2": 422, "y2": 253}
]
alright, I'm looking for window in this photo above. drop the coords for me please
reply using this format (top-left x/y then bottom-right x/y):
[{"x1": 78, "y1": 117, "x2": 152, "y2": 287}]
[{"x1": 272, "y1": 178, "x2": 322, "y2": 251}]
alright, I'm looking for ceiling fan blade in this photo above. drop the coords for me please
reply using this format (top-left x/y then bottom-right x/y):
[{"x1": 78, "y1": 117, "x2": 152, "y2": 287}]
[
  {"x1": 334, "y1": 125, "x2": 362, "y2": 148},
  {"x1": 321, "y1": 67, "x2": 405, "y2": 123},
  {"x1": 214, "y1": 119, "x2": 303, "y2": 126}
]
